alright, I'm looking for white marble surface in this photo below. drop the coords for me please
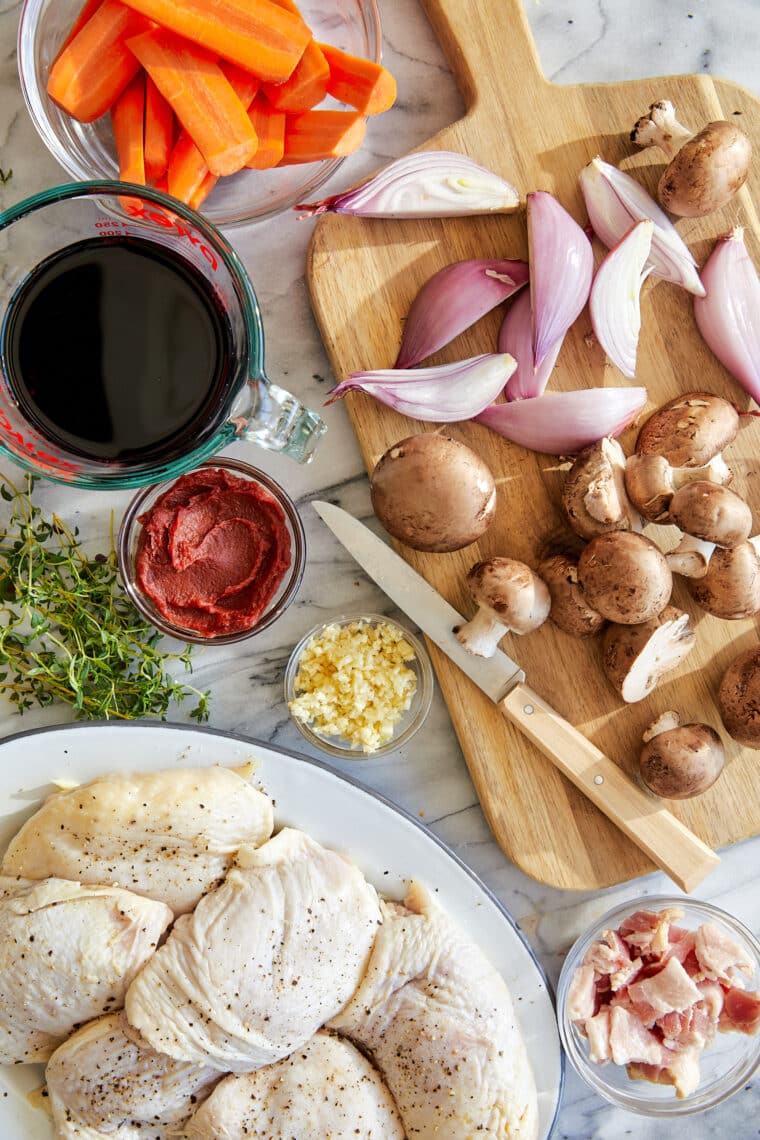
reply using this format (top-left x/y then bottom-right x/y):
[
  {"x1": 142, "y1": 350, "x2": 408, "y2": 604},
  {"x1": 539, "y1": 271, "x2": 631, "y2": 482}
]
[{"x1": 1, "y1": 0, "x2": 760, "y2": 1136}]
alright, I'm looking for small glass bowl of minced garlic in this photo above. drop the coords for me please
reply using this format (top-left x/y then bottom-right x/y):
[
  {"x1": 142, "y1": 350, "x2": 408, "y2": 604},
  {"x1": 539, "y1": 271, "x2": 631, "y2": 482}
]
[{"x1": 284, "y1": 613, "x2": 434, "y2": 759}]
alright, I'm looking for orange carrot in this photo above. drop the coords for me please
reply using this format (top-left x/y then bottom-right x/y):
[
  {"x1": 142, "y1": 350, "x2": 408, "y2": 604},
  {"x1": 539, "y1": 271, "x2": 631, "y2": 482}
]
[
  {"x1": 126, "y1": 27, "x2": 258, "y2": 176},
  {"x1": 279, "y1": 109, "x2": 365, "y2": 164},
  {"x1": 262, "y1": 39, "x2": 329, "y2": 112},
  {"x1": 165, "y1": 63, "x2": 258, "y2": 208},
  {"x1": 111, "y1": 71, "x2": 146, "y2": 183},
  {"x1": 220, "y1": 61, "x2": 260, "y2": 110},
  {"x1": 144, "y1": 76, "x2": 174, "y2": 182},
  {"x1": 47, "y1": 0, "x2": 149, "y2": 123},
  {"x1": 246, "y1": 96, "x2": 286, "y2": 169},
  {"x1": 318, "y1": 43, "x2": 396, "y2": 115},
  {"x1": 119, "y1": 0, "x2": 310, "y2": 82},
  {"x1": 53, "y1": 0, "x2": 104, "y2": 63}
]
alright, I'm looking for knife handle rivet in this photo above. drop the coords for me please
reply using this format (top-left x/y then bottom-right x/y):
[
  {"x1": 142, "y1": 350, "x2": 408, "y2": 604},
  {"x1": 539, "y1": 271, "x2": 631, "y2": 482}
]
[
  {"x1": 594, "y1": 775, "x2": 604, "y2": 785},
  {"x1": 523, "y1": 704, "x2": 534, "y2": 715}
]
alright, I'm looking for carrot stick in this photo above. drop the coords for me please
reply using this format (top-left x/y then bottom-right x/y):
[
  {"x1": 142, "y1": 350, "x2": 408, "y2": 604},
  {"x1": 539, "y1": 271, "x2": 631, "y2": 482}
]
[
  {"x1": 318, "y1": 43, "x2": 396, "y2": 115},
  {"x1": 144, "y1": 76, "x2": 174, "y2": 183},
  {"x1": 52, "y1": 0, "x2": 104, "y2": 63},
  {"x1": 165, "y1": 63, "x2": 258, "y2": 207},
  {"x1": 246, "y1": 96, "x2": 286, "y2": 169},
  {"x1": 262, "y1": 39, "x2": 329, "y2": 113},
  {"x1": 126, "y1": 27, "x2": 258, "y2": 176},
  {"x1": 111, "y1": 71, "x2": 146, "y2": 183},
  {"x1": 119, "y1": 0, "x2": 310, "y2": 83},
  {"x1": 279, "y1": 109, "x2": 365, "y2": 164},
  {"x1": 47, "y1": 0, "x2": 150, "y2": 123}
]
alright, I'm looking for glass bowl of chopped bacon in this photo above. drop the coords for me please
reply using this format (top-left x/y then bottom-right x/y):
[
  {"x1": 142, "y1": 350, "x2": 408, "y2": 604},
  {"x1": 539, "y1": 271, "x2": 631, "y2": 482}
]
[{"x1": 557, "y1": 896, "x2": 760, "y2": 1116}]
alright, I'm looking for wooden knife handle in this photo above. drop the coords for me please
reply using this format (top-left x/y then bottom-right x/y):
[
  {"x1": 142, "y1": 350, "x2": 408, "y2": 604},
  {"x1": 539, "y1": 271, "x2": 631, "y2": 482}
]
[{"x1": 500, "y1": 682, "x2": 720, "y2": 893}]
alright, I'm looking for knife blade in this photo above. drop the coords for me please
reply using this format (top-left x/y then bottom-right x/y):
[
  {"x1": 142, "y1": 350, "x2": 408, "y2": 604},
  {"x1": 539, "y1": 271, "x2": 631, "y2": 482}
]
[{"x1": 313, "y1": 501, "x2": 719, "y2": 893}]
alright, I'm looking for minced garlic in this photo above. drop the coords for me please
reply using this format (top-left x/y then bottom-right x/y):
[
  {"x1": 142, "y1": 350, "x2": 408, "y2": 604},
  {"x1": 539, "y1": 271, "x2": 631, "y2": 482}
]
[{"x1": 288, "y1": 620, "x2": 418, "y2": 753}]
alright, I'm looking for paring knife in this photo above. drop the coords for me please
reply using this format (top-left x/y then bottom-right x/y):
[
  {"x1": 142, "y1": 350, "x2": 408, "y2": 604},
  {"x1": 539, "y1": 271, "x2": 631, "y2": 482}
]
[{"x1": 312, "y1": 501, "x2": 719, "y2": 893}]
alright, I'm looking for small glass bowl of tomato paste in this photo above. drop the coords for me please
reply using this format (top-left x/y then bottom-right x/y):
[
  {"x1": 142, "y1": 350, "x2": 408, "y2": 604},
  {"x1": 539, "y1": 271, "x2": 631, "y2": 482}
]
[{"x1": 118, "y1": 456, "x2": 306, "y2": 645}]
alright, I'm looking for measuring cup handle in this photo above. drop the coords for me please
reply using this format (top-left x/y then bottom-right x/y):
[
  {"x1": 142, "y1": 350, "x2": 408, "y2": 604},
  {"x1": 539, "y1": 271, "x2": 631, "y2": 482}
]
[{"x1": 233, "y1": 376, "x2": 327, "y2": 464}]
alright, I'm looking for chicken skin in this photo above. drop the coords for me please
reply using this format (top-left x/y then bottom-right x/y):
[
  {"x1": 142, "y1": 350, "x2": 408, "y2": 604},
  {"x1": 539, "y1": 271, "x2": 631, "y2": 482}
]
[
  {"x1": 126, "y1": 828, "x2": 381, "y2": 1071},
  {"x1": 330, "y1": 880, "x2": 538, "y2": 1140},
  {"x1": 45, "y1": 1011, "x2": 219, "y2": 1139},
  {"x1": 1, "y1": 765, "x2": 273, "y2": 915},
  {"x1": 0, "y1": 877, "x2": 172, "y2": 1064},
  {"x1": 184, "y1": 1030, "x2": 404, "y2": 1139}
]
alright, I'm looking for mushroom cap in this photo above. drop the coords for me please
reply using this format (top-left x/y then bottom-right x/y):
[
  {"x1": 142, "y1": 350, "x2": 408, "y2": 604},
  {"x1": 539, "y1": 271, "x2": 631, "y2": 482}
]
[
  {"x1": 635, "y1": 393, "x2": 739, "y2": 468},
  {"x1": 537, "y1": 550, "x2": 606, "y2": 638},
  {"x1": 578, "y1": 531, "x2": 673, "y2": 624},
  {"x1": 602, "y1": 605, "x2": 696, "y2": 702},
  {"x1": 658, "y1": 120, "x2": 752, "y2": 218},
  {"x1": 718, "y1": 645, "x2": 760, "y2": 748},
  {"x1": 639, "y1": 721, "x2": 725, "y2": 798},
  {"x1": 562, "y1": 437, "x2": 636, "y2": 540},
  {"x1": 624, "y1": 453, "x2": 677, "y2": 522},
  {"x1": 370, "y1": 434, "x2": 496, "y2": 553},
  {"x1": 669, "y1": 480, "x2": 752, "y2": 548},
  {"x1": 688, "y1": 541, "x2": 760, "y2": 619},
  {"x1": 465, "y1": 558, "x2": 551, "y2": 635}
]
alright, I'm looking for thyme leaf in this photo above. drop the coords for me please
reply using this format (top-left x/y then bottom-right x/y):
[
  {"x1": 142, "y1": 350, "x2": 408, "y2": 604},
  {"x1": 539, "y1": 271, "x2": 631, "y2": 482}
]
[
  {"x1": 0, "y1": 476, "x2": 210, "y2": 721},
  {"x1": 0, "y1": 168, "x2": 12, "y2": 185}
]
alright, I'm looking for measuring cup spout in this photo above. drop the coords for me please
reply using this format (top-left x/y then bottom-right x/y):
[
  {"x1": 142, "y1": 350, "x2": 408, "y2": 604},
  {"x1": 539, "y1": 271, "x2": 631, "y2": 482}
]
[{"x1": 235, "y1": 377, "x2": 326, "y2": 464}]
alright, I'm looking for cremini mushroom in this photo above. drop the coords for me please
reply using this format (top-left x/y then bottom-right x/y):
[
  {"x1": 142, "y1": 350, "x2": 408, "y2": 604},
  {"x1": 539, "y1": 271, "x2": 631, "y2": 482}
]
[
  {"x1": 562, "y1": 437, "x2": 640, "y2": 539},
  {"x1": 668, "y1": 480, "x2": 752, "y2": 549},
  {"x1": 602, "y1": 606, "x2": 696, "y2": 703},
  {"x1": 687, "y1": 538, "x2": 760, "y2": 619},
  {"x1": 634, "y1": 392, "x2": 739, "y2": 470},
  {"x1": 454, "y1": 558, "x2": 551, "y2": 657},
  {"x1": 631, "y1": 100, "x2": 752, "y2": 217},
  {"x1": 370, "y1": 434, "x2": 496, "y2": 553},
  {"x1": 639, "y1": 710, "x2": 725, "y2": 798},
  {"x1": 537, "y1": 545, "x2": 606, "y2": 638},
  {"x1": 577, "y1": 531, "x2": 672, "y2": 624},
  {"x1": 718, "y1": 645, "x2": 760, "y2": 748},
  {"x1": 624, "y1": 451, "x2": 733, "y2": 524}
]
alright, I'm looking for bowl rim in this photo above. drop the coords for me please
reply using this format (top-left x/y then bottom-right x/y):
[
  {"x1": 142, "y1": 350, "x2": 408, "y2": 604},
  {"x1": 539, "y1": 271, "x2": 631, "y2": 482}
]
[
  {"x1": 284, "y1": 611, "x2": 434, "y2": 759},
  {"x1": 117, "y1": 456, "x2": 306, "y2": 645},
  {"x1": 16, "y1": 0, "x2": 383, "y2": 228},
  {"x1": 556, "y1": 893, "x2": 760, "y2": 1116}
]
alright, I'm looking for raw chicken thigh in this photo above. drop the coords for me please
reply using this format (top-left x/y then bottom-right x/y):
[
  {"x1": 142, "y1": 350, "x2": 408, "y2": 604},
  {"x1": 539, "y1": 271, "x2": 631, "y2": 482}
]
[
  {"x1": 1, "y1": 765, "x2": 273, "y2": 914},
  {"x1": 0, "y1": 877, "x2": 172, "y2": 1064},
  {"x1": 45, "y1": 1011, "x2": 219, "y2": 1139},
  {"x1": 330, "y1": 880, "x2": 538, "y2": 1140},
  {"x1": 184, "y1": 1030, "x2": 404, "y2": 1139},
  {"x1": 126, "y1": 828, "x2": 381, "y2": 1071}
]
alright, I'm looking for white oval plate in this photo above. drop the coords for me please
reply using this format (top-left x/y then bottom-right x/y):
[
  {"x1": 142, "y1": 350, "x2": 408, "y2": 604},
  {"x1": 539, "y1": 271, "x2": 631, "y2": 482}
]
[{"x1": 0, "y1": 721, "x2": 563, "y2": 1138}]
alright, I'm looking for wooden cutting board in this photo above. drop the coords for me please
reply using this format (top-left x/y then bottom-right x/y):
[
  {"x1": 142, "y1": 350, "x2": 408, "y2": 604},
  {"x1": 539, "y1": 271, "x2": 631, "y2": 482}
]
[{"x1": 306, "y1": 0, "x2": 760, "y2": 890}]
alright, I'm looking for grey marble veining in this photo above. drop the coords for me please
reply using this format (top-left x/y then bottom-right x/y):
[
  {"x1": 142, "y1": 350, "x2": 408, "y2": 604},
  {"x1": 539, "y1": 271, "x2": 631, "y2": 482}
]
[{"x1": 1, "y1": 1, "x2": 760, "y2": 1136}]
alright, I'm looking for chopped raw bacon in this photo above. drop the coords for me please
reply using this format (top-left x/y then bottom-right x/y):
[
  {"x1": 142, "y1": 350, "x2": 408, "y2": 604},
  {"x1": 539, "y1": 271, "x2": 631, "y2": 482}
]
[
  {"x1": 657, "y1": 1000, "x2": 715, "y2": 1050},
  {"x1": 627, "y1": 1044, "x2": 702, "y2": 1099},
  {"x1": 627, "y1": 956, "x2": 702, "y2": 1016},
  {"x1": 663, "y1": 926, "x2": 697, "y2": 966},
  {"x1": 582, "y1": 928, "x2": 642, "y2": 992},
  {"x1": 609, "y1": 987, "x2": 658, "y2": 1028},
  {"x1": 694, "y1": 922, "x2": 755, "y2": 984},
  {"x1": 609, "y1": 1005, "x2": 668, "y2": 1066},
  {"x1": 695, "y1": 978, "x2": 724, "y2": 1024},
  {"x1": 619, "y1": 907, "x2": 685, "y2": 959},
  {"x1": 586, "y1": 1007, "x2": 612, "y2": 1063},
  {"x1": 718, "y1": 988, "x2": 760, "y2": 1036},
  {"x1": 567, "y1": 964, "x2": 597, "y2": 1024}
]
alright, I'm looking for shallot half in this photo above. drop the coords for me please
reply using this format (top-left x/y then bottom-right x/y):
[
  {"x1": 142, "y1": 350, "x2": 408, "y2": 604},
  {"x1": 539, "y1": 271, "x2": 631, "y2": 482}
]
[
  {"x1": 475, "y1": 386, "x2": 647, "y2": 455},
  {"x1": 589, "y1": 219, "x2": 653, "y2": 378},
  {"x1": 694, "y1": 227, "x2": 760, "y2": 406}
]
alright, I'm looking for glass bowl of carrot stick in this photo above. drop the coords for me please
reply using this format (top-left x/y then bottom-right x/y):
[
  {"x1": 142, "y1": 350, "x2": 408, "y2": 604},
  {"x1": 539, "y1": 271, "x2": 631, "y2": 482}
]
[{"x1": 18, "y1": 0, "x2": 389, "y2": 227}]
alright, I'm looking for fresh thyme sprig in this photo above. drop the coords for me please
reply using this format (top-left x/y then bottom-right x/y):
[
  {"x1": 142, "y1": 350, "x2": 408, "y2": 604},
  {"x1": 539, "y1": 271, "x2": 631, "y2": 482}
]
[{"x1": 0, "y1": 476, "x2": 210, "y2": 721}]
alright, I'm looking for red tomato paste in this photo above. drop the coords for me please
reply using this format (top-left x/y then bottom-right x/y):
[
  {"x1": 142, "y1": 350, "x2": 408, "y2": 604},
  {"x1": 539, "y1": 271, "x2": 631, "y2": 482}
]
[{"x1": 136, "y1": 468, "x2": 291, "y2": 636}]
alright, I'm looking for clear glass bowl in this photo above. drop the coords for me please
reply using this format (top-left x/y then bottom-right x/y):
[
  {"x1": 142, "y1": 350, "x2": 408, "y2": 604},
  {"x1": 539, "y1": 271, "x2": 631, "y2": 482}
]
[
  {"x1": 284, "y1": 613, "x2": 434, "y2": 759},
  {"x1": 17, "y1": 0, "x2": 381, "y2": 227},
  {"x1": 557, "y1": 895, "x2": 760, "y2": 1117},
  {"x1": 117, "y1": 456, "x2": 306, "y2": 645}
]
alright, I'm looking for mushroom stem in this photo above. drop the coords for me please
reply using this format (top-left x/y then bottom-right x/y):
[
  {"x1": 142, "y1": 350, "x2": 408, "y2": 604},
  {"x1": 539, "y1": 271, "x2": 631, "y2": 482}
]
[
  {"x1": 643, "y1": 710, "x2": 682, "y2": 741},
  {"x1": 666, "y1": 535, "x2": 716, "y2": 579},
  {"x1": 631, "y1": 101, "x2": 693, "y2": 160},
  {"x1": 454, "y1": 607, "x2": 510, "y2": 658}
]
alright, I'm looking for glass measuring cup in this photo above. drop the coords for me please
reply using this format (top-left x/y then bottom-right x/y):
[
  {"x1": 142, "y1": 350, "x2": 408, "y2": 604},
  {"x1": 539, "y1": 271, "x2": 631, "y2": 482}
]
[{"x1": 0, "y1": 181, "x2": 326, "y2": 488}]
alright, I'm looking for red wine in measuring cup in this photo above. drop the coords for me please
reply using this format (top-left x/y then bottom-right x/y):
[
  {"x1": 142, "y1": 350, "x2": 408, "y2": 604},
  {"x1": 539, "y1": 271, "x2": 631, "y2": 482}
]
[{"x1": 2, "y1": 236, "x2": 234, "y2": 464}]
